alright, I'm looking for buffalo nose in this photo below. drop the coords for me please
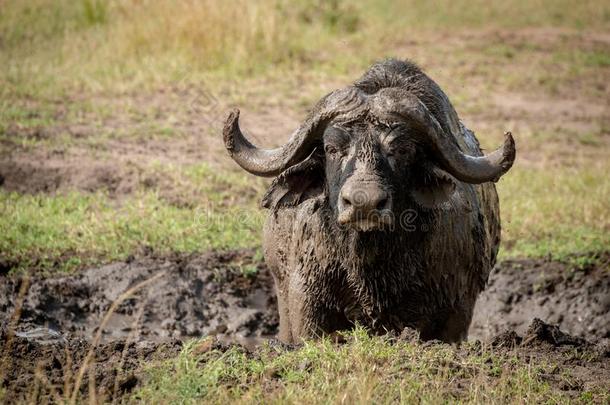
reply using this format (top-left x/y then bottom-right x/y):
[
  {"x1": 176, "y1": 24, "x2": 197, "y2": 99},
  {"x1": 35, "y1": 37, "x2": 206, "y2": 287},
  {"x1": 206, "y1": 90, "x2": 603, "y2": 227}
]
[{"x1": 340, "y1": 184, "x2": 391, "y2": 215}]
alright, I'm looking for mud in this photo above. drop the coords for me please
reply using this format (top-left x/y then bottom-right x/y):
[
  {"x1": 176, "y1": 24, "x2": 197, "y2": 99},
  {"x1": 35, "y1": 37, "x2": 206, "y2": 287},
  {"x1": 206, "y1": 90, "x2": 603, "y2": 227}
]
[
  {"x1": 484, "y1": 320, "x2": 610, "y2": 401},
  {"x1": 1, "y1": 251, "x2": 608, "y2": 345},
  {"x1": 470, "y1": 253, "x2": 610, "y2": 344},
  {"x1": 0, "y1": 250, "x2": 278, "y2": 346},
  {"x1": 1, "y1": 329, "x2": 182, "y2": 403},
  {"x1": 1, "y1": 250, "x2": 609, "y2": 402}
]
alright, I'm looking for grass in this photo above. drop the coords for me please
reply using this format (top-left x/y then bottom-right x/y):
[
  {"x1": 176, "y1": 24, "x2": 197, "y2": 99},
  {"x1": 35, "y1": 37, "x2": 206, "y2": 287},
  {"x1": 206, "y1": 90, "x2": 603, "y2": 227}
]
[
  {"x1": 0, "y1": 163, "x2": 266, "y2": 274},
  {"x1": 1, "y1": 159, "x2": 607, "y2": 273},
  {"x1": 133, "y1": 327, "x2": 608, "y2": 403},
  {"x1": 2, "y1": 0, "x2": 609, "y2": 97},
  {"x1": 499, "y1": 164, "x2": 609, "y2": 264}
]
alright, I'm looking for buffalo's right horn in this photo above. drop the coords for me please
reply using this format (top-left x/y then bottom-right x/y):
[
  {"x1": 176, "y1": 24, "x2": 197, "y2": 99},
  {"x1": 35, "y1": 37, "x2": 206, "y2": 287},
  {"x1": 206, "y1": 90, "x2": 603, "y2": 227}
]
[{"x1": 223, "y1": 87, "x2": 365, "y2": 177}]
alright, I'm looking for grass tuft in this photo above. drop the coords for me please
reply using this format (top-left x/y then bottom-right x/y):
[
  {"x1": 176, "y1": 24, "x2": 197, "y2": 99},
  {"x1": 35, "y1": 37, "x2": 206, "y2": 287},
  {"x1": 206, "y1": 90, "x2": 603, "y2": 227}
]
[{"x1": 0, "y1": 187, "x2": 264, "y2": 274}]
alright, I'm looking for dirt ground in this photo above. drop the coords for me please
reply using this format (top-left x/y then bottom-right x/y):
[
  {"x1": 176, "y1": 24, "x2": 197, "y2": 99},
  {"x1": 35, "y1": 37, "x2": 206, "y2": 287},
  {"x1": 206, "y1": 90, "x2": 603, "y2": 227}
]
[
  {"x1": 0, "y1": 250, "x2": 609, "y2": 402},
  {"x1": 0, "y1": 250, "x2": 279, "y2": 346},
  {"x1": 1, "y1": 330, "x2": 182, "y2": 403},
  {"x1": 1, "y1": 250, "x2": 608, "y2": 346}
]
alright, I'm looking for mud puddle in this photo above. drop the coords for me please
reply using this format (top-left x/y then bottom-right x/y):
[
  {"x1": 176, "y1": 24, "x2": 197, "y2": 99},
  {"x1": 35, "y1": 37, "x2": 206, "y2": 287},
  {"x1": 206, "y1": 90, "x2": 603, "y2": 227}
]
[{"x1": 1, "y1": 250, "x2": 607, "y2": 346}]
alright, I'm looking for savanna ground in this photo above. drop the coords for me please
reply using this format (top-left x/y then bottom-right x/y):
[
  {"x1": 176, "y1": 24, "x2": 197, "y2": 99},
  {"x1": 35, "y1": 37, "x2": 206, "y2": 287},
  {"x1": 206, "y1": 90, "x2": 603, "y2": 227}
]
[{"x1": 0, "y1": 0, "x2": 609, "y2": 403}]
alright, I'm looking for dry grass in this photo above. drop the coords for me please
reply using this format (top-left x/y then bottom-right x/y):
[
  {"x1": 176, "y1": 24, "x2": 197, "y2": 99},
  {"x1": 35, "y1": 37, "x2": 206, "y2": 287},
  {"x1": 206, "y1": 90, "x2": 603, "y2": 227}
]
[{"x1": 2, "y1": 0, "x2": 609, "y2": 95}]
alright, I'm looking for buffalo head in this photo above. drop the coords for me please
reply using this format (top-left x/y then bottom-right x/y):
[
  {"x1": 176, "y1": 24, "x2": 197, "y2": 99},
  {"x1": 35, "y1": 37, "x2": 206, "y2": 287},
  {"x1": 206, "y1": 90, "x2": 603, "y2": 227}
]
[{"x1": 223, "y1": 68, "x2": 515, "y2": 233}]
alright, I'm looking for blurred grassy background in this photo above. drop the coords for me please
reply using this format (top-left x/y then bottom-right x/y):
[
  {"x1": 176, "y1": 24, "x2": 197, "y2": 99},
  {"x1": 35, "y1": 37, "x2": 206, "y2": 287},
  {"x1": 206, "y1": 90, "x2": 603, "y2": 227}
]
[
  {"x1": 0, "y1": 0, "x2": 609, "y2": 273},
  {"x1": 2, "y1": 0, "x2": 609, "y2": 94}
]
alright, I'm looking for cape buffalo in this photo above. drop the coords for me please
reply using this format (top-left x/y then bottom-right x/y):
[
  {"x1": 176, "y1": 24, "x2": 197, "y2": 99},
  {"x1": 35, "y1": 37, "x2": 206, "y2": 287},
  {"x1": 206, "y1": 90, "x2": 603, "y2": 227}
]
[{"x1": 223, "y1": 59, "x2": 516, "y2": 343}]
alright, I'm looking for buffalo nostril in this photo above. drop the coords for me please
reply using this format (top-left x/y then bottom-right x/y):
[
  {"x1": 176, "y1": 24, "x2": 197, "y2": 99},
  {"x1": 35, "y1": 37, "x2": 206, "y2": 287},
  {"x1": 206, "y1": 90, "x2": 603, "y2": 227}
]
[{"x1": 376, "y1": 197, "x2": 388, "y2": 211}]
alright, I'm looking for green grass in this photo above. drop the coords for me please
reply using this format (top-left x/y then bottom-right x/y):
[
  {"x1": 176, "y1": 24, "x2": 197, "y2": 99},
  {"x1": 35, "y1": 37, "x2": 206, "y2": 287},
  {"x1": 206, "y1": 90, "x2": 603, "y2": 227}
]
[
  {"x1": 0, "y1": 163, "x2": 266, "y2": 274},
  {"x1": 133, "y1": 327, "x2": 607, "y2": 403},
  {"x1": 1, "y1": 160, "x2": 607, "y2": 273},
  {"x1": 0, "y1": 190, "x2": 260, "y2": 273},
  {"x1": 499, "y1": 164, "x2": 609, "y2": 265}
]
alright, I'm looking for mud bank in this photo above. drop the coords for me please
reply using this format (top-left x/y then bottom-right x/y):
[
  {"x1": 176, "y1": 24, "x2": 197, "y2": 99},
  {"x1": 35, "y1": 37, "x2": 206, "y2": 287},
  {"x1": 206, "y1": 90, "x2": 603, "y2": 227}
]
[{"x1": 471, "y1": 253, "x2": 610, "y2": 343}]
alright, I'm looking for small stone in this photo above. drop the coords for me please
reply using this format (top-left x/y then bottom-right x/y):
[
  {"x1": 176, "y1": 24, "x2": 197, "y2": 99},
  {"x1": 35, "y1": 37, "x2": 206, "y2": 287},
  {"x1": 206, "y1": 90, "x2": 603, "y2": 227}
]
[{"x1": 192, "y1": 337, "x2": 215, "y2": 355}]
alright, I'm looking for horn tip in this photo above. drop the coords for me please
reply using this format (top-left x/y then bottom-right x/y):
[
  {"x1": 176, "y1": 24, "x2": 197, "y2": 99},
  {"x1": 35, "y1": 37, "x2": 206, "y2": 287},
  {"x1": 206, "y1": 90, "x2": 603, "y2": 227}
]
[
  {"x1": 223, "y1": 109, "x2": 241, "y2": 152},
  {"x1": 502, "y1": 131, "x2": 516, "y2": 170},
  {"x1": 490, "y1": 132, "x2": 516, "y2": 182}
]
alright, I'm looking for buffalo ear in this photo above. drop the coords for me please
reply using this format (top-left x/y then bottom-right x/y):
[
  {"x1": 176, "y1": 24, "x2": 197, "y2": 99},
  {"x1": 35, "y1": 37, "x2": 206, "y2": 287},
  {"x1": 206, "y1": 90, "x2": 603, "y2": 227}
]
[
  {"x1": 261, "y1": 151, "x2": 324, "y2": 210},
  {"x1": 411, "y1": 165, "x2": 457, "y2": 209}
]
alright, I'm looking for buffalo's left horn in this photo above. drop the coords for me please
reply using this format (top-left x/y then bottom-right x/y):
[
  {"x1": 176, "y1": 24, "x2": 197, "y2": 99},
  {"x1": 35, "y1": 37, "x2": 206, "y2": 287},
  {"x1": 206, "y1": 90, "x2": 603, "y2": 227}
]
[{"x1": 408, "y1": 100, "x2": 515, "y2": 184}]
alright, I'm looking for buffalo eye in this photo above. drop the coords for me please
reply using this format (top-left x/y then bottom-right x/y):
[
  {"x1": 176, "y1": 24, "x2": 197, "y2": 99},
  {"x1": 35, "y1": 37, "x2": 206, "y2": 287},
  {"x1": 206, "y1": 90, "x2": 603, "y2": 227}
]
[
  {"x1": 385, "y1": 143, "x2": 413, "y2": 160},
  {"x1": 324, "y1": 144, "x2": 343, "y2": 158},
  {"x1": 390, "y1": 146, "x2": 410, "y2": 157},
  {"x1": 382, "y1": 124, "x2": 414, "y2": 159},
  {"x1": 323, "y1": 126, "x2": 350, "y2": 159}
]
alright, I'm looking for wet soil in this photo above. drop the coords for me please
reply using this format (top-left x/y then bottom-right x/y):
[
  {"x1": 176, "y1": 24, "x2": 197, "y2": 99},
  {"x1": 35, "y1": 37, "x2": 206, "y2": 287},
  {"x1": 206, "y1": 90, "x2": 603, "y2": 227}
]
[
  {"x1": 479, "y1": 319, "x2": 609, "y2": 401},
  {"x1": 470, "y1": 253, "x2": 610, "y2": 344},
  {"x1": 0, "y1": 250, "x2": 278, "y2": 402},
  {"x1": 0, "y1": 250, "x2": 279, "y2": 346},
  {"x1": 1, "y1": 329, "x2": 182, "y2": 403},
  {"x1": 1, "y1": 251, "x2": 608, "y2": 402},
  {"x1": 1, "y1": 250, "x2": 607, "y2": 347}
]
